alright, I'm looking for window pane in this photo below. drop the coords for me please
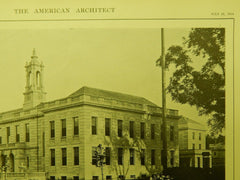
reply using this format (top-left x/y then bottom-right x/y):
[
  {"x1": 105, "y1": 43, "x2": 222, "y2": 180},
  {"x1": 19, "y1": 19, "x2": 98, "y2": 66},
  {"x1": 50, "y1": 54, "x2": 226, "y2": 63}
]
[
  {"x1": 92, "y1": 117, "x2": 97, "y2": 135},
  {"x1": 151, "y1": 124, "x2": 155, "y2": 139},
  {"x1": 118, "y1": 148, "x2": 123, "y2": 165},
  {"x1": 61, "y1": 176, "x2": 67, "y2": 180},
  {"x1": 51, "y1": 149, "x2": 55, "y2": 166},
  {"x1": 140, "y1": 122, "x2": 145, "y2": 139},
  {"x1": 62, "y1": 119, "x2": 66, "y2": 137},
  {"x1": 73, "y1": 117, "x2": 79, "y2": 135},
  {"x1": 62, "y1": 148, "x2": 67, "y2": 165},
  {"x1": 105, "y1": 147, "x2": 111, "y2": 165},
  {"x1": 170, "y1": 126, "x2": 174, "y2": 141},
  {"x1": 105, "y1": 118, "x2": 110, "y2": 136},
  {"x1": 93, "y1": 176, "x2": 99, "y2": 180},
  {"x1": 74, "y1": 147, "x2": 79, "y2": 165},
  {"x1": 16, "y1": 125, "x2": 20, "y2": 142},
  {"x1": 129, "y1": 149, "x2": 134, "y2": 165},
  {"x1": 25, "y1": 124, "x2": 30, "y2": 142},
  {"x1": 92, "y1": 146, "x2": 97, "y2": 165},
  {"x1": 151, "y1": 149, "x2": 155, "y2": 165},
  {"x1": 141, "y1": 149, "x2": 145, "y2": 165},
  {"x1": 7, "y1": 127, "x2": 10, "y2": 143},
  {"x1": 50, "y1": 121, "x2": 55, "y2": 138},
  {"x1": 170, "y1": 151, "x2": 174, "y2": 166},
  {"x1": 73, "y1": 176, "x2": 79, "y2": 180},
  {"x1": 118, "y1": 120, "x2": 123, "y2": 137},
  {"x1": 129, "y1": 121, "x2": 134, "y2": 138}
]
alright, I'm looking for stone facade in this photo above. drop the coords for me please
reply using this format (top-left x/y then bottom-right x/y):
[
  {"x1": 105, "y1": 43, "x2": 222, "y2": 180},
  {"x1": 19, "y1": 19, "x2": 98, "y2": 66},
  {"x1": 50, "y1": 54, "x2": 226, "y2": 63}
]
[{"x1": 0, "y1": 51, "x2": 180, "y2": 180}]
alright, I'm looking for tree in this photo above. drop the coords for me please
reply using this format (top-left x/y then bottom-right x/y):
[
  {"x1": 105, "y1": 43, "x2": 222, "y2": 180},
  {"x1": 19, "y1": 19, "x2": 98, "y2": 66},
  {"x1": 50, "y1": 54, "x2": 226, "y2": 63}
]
[{"x1": 157, "y1": 28, "x2": 225, "y2": 133}]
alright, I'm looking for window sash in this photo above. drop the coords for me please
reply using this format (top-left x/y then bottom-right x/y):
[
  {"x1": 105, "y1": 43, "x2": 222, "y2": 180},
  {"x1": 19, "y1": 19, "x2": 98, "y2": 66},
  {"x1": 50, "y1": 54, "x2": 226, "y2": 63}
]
[
  {"x1": 51, "y1": 149, "x2": 55, "y2": 166},
  {"x1": 151, "y1": 124, "x2": 155, "y2": 139},
  {"x1": 151, "y1": 149, "x2": 155, "y2": 165},
  {"x1": 129, "y1": 121, "x2": 134, "y2": 138},
  {"x1": 118, "y1": 120, "x2": 123, "y2": 137},
  {"x1": 73, "y1": 117, "x2": 79, "y2": 135},
  {"x1": 140, "y1": 122, "x2": 145, "y2": 139},
  {"x1": 92, "y1": 117, "x2": 97, "y2": 135},
  {"x1": 62, "y1": 119, "x2": 66, "y2": 137},
  {"x1": 74, "y1": 147, "x2": 79, "y2": 165},
  {"x1": 118, "y1": 148, "x2": 123, "y2": 165},
  {"x1": 62, "y1": 148, "x2": 67, "y2": 165},
  {"x1": 105, "y1": 147, "x2": 111, "y2": 165},
  {"x1": 105, "y1": 118, "x2": 110, "y2": 136}
]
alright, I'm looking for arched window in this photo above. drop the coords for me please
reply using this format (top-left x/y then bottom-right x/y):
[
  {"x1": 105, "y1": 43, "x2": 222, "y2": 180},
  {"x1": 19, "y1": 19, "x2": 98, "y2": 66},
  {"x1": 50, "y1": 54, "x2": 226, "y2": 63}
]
[{"x1": 36, "y1": 71, "x2": 41, "y2": 87}]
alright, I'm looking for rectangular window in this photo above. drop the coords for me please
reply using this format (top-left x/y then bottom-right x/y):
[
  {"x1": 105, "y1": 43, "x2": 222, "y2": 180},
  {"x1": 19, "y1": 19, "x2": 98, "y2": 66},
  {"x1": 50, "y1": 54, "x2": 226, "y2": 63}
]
[
  {"x1": 141, "y1": 149, "x2": 145, "y2": 165},
  {"x1": 50, "y1": 149, "x2": 55, "y2": 166},
  {"x1": 151, "y1": 149, "x2": 155, "y2": 165},
  {"x1": 151, "y1": 124, "x2": 155, "y2": 139},
  {"x1": 73, "y1": 117, "x2": 79, "y2": 135},
  {"x1": 129, "y1": 121, "x2": 134, "y2": 138},
  {"x1": 16, "y1": 125, "x2": 20, "y2": 142},
  {"x1": 170, "y1": 126, "x2": 174, "y2": 141},
  {"x1": 199, "y1": 144, "x2": 201, "y2": 150},
  {"x1": 197, "y1": 157, "x2": 200, "y2": 168},
  {"x1": 105, "y1": 147, "x2": 111, "y2": 165},
  {"x1": 92, "y1": 117, "x2": 97, "y2": 135},
  {"x1": 92, "y1": 176, "x2": 99, "y2": 180},
  {"x1": 61, "y1": 119, "x2": 66, "y2": 137},
  {"x1": 0, "y1": 136, "x2": 2, "y2": 144},
  {"x1": 170, "y1": 151, "x2": 174, "y2": 166},
  {"x1": 27, "y1": 157, "x2": 30, "y2": 168},
  {"x1": 129, "y1": 148, "x2": 134, "y2": 165},
  {"x1": 118, "y1": 120, "x2": 123, "y2": 137},
  {"x1": 50, "y1": 176, "x2": 55, "y2": 180},
  {"x1": 192, "y1": 144, "x2": 195, "y2": 150},
  {"x1": 50, "y1": 121, "x2": 55, "y2": 138},
  {"x1": 73, "y1": 177, "x2": 79, "y2": 180},
  {"x1": 118, "y1": 148, "x2": 123, "y2": 165},
  {"x1": 140, "y1": 122, "x2": 145, "y2": 139},
  {"x1": 199, "y1": 133, "x2": 201, "y2": 140},
  {"x1": 61, "y1": 176, "x2": 67, "y2": 180},
  {"x1": 7, "y1": 127, "x2": 10, "y2": 143},
  {"x1": 92, "y1": 146, "x2": 97, "y2": 165},
  {"x1": 130, "y1": 175, "x2": 136, "y2": 179},
  {"x1": 62, "y1": 148, "x2": 67, "y2": 165},
  {"x1": 106, "y1": 176, "x2": 112, "y2": 180},
  {"x1": 192, "y1": 132, "x2": 195, "y2": 139},
  {"x1": 25, "y1": 124, "x2": 30, "y2": 142},
  {"x1": 74, "y1": 147, "x2": 79, "y2": 165},
  {"x1": 119, "y1": 175, "x2": 125, "y2": 180},
  {"x1": 105, "y1": 118, "x2": 110, "y2": 136}
]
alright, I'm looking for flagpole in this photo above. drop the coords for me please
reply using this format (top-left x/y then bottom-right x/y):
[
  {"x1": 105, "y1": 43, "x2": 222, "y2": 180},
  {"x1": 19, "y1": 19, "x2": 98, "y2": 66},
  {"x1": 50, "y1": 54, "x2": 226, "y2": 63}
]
[{"x1": 161, "y1": 28, "x2": 168, "y2": 169}]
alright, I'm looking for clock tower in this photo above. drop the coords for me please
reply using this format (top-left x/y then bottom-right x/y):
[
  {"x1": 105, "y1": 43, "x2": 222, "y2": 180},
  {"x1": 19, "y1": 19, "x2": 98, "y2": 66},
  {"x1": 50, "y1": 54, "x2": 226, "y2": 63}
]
[{"x1": 23, "y1": 49, "x2": 46, "y2": 109}]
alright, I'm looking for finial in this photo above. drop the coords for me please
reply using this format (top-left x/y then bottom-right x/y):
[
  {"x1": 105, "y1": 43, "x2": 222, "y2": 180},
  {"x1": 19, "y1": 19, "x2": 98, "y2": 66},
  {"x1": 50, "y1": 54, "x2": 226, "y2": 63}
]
[{"x1": 31, "y1": 48, "x2": 38, "y2": 59}]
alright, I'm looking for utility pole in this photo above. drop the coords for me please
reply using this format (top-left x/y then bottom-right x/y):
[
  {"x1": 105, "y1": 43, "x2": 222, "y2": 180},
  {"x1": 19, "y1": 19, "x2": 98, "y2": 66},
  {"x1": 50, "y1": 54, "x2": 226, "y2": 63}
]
[{"x1": 161, "y1": 28, "x2": 168, "y2": 169}]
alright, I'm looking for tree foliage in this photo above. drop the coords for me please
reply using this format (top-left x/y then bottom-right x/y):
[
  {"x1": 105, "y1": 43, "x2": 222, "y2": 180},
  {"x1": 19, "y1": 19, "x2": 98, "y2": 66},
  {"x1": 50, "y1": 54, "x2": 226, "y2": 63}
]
[{"x1": 158, "y1": 28, "x2": 225, "y2": 133}]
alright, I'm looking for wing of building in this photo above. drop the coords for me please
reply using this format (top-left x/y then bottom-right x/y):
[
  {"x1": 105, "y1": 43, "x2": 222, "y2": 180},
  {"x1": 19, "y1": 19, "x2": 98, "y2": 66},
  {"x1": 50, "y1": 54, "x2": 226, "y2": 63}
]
[
  {"x1": 0, "y1": 50, "x2": 180, "y2": 180},
  {"x1": 178, "y1": 117, "x2": 212, "y2": 168}
]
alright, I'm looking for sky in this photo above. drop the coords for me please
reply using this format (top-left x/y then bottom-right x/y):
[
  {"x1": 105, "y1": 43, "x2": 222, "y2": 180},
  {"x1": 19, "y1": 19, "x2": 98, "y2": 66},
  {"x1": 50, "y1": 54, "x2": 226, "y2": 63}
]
[{"x1": 0, "y1": 27, "x2": 209, "y2": 126}]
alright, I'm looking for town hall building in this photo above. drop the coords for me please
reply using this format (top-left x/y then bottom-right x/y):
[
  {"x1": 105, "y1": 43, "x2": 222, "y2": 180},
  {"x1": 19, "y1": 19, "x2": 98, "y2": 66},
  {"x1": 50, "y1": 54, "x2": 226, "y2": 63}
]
[{"x1": 0, "y1": 50, "x2": 180, "y2": 180}]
